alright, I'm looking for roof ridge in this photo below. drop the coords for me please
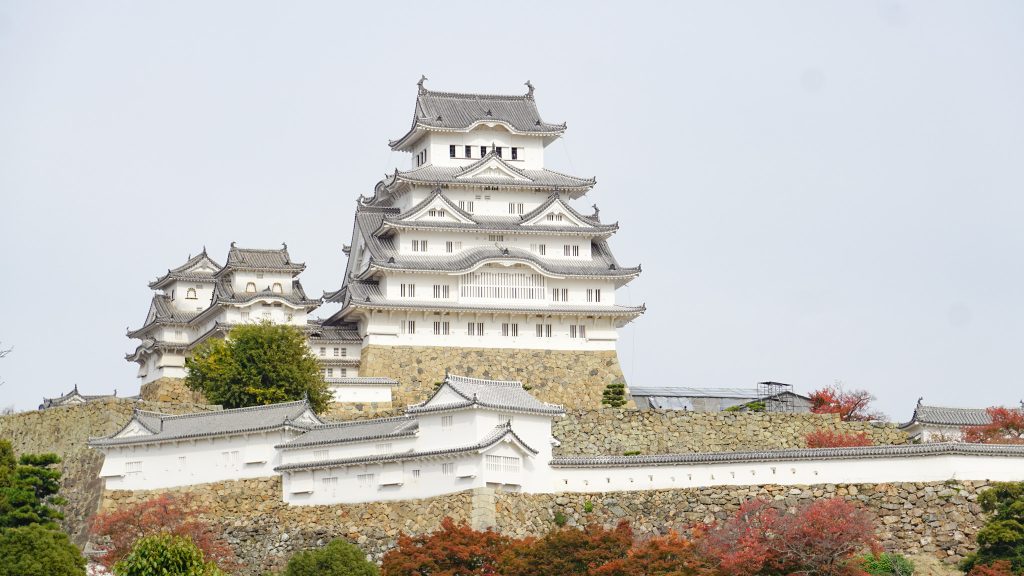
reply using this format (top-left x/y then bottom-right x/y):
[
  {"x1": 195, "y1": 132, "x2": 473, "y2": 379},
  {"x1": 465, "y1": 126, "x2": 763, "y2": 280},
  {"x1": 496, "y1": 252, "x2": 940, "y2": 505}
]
[
  {"x1": 308, "y1": 414, "x2": 414, "y2": 430},
  {"x1": 422, "y1": 89, "x2": 532, "y2": 102},
  {"x1": 159, "y1": 399, "x2": 307, "y2": 421}
]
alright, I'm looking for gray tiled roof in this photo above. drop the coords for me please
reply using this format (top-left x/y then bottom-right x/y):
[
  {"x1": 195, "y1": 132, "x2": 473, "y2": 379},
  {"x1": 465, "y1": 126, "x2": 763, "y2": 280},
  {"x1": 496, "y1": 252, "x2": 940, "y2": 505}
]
[
  {"x1": 89, "y1": 400, "x2": 319, "y2": 447},
  {"x1": 212, "y1": 279, "x2": 320, "y2": 307},
  {"x1": 223, "y1": 244, "x2": 305, "y2": 272},
  {"x1": 407, "y1": 373, "x2": 564, "y2": 416},
  {"x1": 903, "y1": 402, "x2": 995, "y2": 427},
  {"x1": 305, "y1": 321, "x2": 362, "y2": 342},
  {"x1": 389, "y1": 82, "x2": 565, "y2": 150},
  {"x1": 127, "y1": 295, "x2": 202, "y2": 338},
  {"x1": 550, "y1": 442, "x2": 1024, "y2": 468},
  {"x1": 40, "y1": 385, "x2": 119, "y2": 409},
  {"x1": 276, "y1": 416, "x2": 418, "y2": 450},
  {"x1": 149, "y1": 250, "x2": 222, "y2": 289},
  {"x1": 630, "y1": 387, "x2": 761, "y2": 399},
  {"x1": 275, "y1": 422, "x2": 537, "y2": 472},
  {"x1": 381, "y1": 157, "x2": 595, "y2": 193}
]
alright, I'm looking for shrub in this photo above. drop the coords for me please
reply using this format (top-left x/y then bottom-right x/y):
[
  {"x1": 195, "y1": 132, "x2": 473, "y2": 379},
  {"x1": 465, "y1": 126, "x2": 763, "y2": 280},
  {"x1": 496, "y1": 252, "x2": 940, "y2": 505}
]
[
  {"x1": 967, "y1": 561, "x2": 1016, "y2": 576},
  {"x1": 602, "y1": 381, "x2": 627, "y2": 408},
  {"x1": 90, "y1": 494, "x2": 236, "y2": 570},
  {"x1": 963, "y1": 407, "x2": 1024, "y2": 445},
  {"x1": 554, "y1": 510, "x2": 568, "y2": 526},
  {"x1": 592, "y1": 531, "x2": 710, "y2": 576},
  {"x1": 961, "y1": 482, "x2": 1024, "y2": 574},
  {"x1": 284, "y1": 539, "x2": 378, "y2": 576},
  {"x1": 0, "y1": 524, "x2": 86, "y2": 576},
  {"x1": 805, "y1": 430, "x2": 873, "y2": 448},
  {"x1": 861, "y1": 552, "x2": 915, "y2": 576},
  {"x1": 500, "y1": 520, "x2": 633, "y2": 576},
  {"x1": 113, "y1": 533, "x2": 224, "y2": 576},
  {"x1": 583, "y1": 501, "x2": 594, "y2": 514},
  {"x1": 381, "y1": 517, "x2": 510, "y2": 576}
]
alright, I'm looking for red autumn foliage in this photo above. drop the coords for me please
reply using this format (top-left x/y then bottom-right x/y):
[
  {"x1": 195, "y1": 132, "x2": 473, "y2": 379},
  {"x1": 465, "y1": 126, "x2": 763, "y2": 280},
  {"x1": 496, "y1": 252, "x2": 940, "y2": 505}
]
[
  {"x1": 805, "y1": 430, "x2": 873, "y2": 448},
  {"x1": 967, "y1": 560, "x2": 1016, "y2": 576},
  {"x1": 591, "y1": 531, "x2": 711, "y2": 576},
  {"x1": 963, "y1": 407, "x2": 1024, "y2": 445},
  {"x1": 380, "y1": 517, "x2": 510, "y2": 576},
  {"x1": 809, "y1": 385, "x2": 885, "y2": 421},
  {"x1": 700, "y1": 498, "x2": 878, "y2": 576},
  {"x1": 499, "y1": 520, "x2": 634, "y2": 576},
  {"x1": 89, "y1": 494, "x2": 237, "y2": 570}
]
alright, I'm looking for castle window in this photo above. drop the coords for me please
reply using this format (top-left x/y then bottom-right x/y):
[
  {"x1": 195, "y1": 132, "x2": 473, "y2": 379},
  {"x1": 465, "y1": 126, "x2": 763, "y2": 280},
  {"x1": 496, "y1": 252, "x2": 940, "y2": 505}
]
[
  {"x1": 488, "y1": 235, "x2": 505, "y2": 242},
  {"x1": 442, "y1": 462, "x2": 455, "y2": 476},
  {"x1": 256, "y1": 272, "x2": 264, "y2": 279},
  {"x1": 125, "y1": 461, "x2": 143, "y2": 479},
  {"x1": 319, "y1": 347, "x2": 326, "y2": 356},
  {"x1": 449, "y1": 145, "x2": 456, "y2": 158},
  {"x1": 376, "y1": 442, "x2": 393, "y2": 453},
  {"x1": 501, "y1": 323, "x2": 519, "y2": 337},
  {"x1": 272, "y1": 283, "x2": 283, "y2": 293},
  {"x1": 552, "y1": 288, "x2": 569, "y2": 302},
  {"x1": 326, "y1": 368, "x2": 334, "y2": 378},
  {"x1": 400, "y1": 283, "x2": 415, "y2": 297},
  {"x1": 177, "y1": 456, "x2": 186, "y2": 471},
  {"x1": 340, "y1": 368, "x2": 347, "y2": 377},
  {"x1": 357, "y1": 473, "x2": 375, "y2": 488},
  {"x1": 442, "y1": 415, "x2": 453, "y2": 428},
  {"x1": 587, "y1": 289, "x2": 602, "y2": 303},
  {"x1": 432, "y1": 285, "x2": 450, "y2": 299},
  {"x1": 563, "y1": 244, "x2": 580, "y2": 257},
  {"x1": 485, "y1": 455, "x2": 521, "y2": 473},
  {"x1": 535, "y1": 324, "x2": 552, "y2": 338},
  {"x1": 445, "y1": 241, "x2": 463, "y2": 253},
  {"x1": 333, "y1": 347, "x2": 339, "y2": 357},
  {"x1": 341, "y1": 348, "x2": 347, "y2": 357},
  {"x1": 245, "y1": 282, "x2": 257, "y2": 293},
  {"x1": 570, "y1": 325, "x2": 587, "y2": 339},
  {"x1": 464, "y1": 145, "x2": 471, "y2": 158},
  {"x1": 185, "y1": 288, "x2": 197, "y2": 299},
  {"x1": 496, "y1": 146, "x2": 503, "y2": 158},
  {"x1": 402, "y1": 320, "x2": 416, "y2": 334},
  {"x1": 547, "y1": 213, "x2": 565, "y2": 222},
  {"x1": 427, "y1": 209, "x2": 445, "y2": 218},
  {"x1": 467, "y1": 322, "x2": 484, "y2": 336},
  {"x1": 480, "y1": 146, "x2": 487, "y2": 157},
  {"x1": 462, "y1": 271, "x2": 544, "y2": 300},
  {"x1": 241, "y1": 311, "x2": 251, "y2": 321},
  {"x1": 313, "y1": 449, "x2": 328, "y2": 460},
  {"x1": 508, "y1": 203, "x2": 523, "y2": 215},
  {"x1": 457, "y1": 200, "x2": 474, "y2": 213},
  {"x1": 321, "y1": 476, "x2": 338, "y2": 496},
  {"x1": 433, "y1": 321, "x2": 450, "y2": 335},
  {"x1": 511, "y1": 147, "x2": 519, "y2": 160},
  {"x1": 412, "y1": 239, "x2": 427, "y2": 252}
]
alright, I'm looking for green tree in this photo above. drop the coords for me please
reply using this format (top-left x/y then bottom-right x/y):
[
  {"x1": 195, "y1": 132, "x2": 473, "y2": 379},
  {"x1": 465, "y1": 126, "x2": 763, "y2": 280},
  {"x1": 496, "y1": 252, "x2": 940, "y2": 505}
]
[
  {"x1": 0, "y1": 440, "x2": 65, "y2": 529},
  {"x1": 114, "y1": 533, "x2": 225, "y2": 576},
  {"x1": 0, "y1": 524, "x2": 86, "y2": 576},
  {"x1": 285, "y1": 539, "x2": 379, "y2": 576},
  {"x1": 962, "y1": 482, "x2": 1024, "y2": 574},
  {"x1": 185, "y1": 322, "x2": 331, "y2": 413}
]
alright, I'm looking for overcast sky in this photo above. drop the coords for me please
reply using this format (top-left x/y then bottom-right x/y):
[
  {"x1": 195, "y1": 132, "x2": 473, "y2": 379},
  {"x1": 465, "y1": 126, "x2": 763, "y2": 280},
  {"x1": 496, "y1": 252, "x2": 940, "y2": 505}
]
[{"x1": 2, "y1": 1, "x2": 1022, "y2": 419}]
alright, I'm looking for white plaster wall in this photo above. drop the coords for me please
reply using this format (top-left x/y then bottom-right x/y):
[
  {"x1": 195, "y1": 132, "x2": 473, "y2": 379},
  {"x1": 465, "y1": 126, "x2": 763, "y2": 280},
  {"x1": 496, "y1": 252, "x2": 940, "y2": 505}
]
[
  {"x1": 97, "y1": 430, "x2": 299, "y2": 491},
  {"x1": 278, "y1": 436, "x2": 418, "y2": 467},
  {"x1": 382, "y1": 272, "x2": 617, "y2": 306},
  {"x1": 229, "y1": 271, "x2": 296, "y2": 296},
  {"x1": 421, "y1": 129, "x2": 546, "y2": 170},
  {"x1": 550, "y1": 453, "x2": 1024, "y2": 494},
  {"x1": 328, "y1": 384, "x2": 390, "y2": 403}
]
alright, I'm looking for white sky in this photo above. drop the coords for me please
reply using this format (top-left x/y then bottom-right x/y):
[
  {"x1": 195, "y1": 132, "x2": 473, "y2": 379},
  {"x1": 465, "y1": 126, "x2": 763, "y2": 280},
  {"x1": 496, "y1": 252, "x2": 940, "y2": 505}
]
[{"x1": 1, "y1": 1, "x2": 1022, "y2": 419}]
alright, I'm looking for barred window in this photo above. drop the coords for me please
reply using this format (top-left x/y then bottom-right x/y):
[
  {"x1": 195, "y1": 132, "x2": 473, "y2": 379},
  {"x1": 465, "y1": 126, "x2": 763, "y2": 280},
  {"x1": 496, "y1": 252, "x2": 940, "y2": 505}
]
[
  {"x1": 461, "y1": 271, "x2": 544, "y2": 300},
  {"x1": 485, "y1": 455, "x2": 521, "y2": 473}
]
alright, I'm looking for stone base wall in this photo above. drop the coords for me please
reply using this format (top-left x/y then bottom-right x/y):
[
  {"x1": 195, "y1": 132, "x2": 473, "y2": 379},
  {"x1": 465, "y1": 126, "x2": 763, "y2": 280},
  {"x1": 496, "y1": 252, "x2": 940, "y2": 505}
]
[
  {"x1": 0, "y1": 399, "x2": 218, "y2": 546},
  {"x1": 139, "y1": 377, "x2": 207, "y2": 404},
  {"x1": 359, "y1": 345, "x2": 633, "y2": 409},
  {"x1": 100, "y1": 478, "x2": 989, "y2": 573},
  {"x1": 553, "y1": 410, "x2": 908, "y2": 456}
]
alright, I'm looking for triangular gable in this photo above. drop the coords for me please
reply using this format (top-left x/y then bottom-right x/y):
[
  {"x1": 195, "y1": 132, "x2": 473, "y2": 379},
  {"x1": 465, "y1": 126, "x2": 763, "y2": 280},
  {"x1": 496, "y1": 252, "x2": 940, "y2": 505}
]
[
  {"x1": 112, "y1": 417, "x2": 157, "y2": 439},
  {"x1": 456, "y1": 156, "x2": 531, "y2": 182},
  {"x1": 290, "y1": 408, "x2": 324, "y2": 428},
  {"x1": 423, "y1": 385, "x2": 470, "y2": 407},
  {"x1": 176, "y1": 254, "x2": 221, "y2": 276},
  {"x1": 520, "y1": 197, "x2": 592, "y2": 228},
  {"x1": 398, "y1": 192, "x2": 475, "y2": 225},
  {"x1": 481, "y1": 437, "x2": 537, "y2": 459}
]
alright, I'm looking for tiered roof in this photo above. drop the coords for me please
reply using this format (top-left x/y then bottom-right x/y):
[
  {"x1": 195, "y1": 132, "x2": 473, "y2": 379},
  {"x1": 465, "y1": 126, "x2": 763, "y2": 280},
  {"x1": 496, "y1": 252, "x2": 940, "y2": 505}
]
[
  {"x1": 901, "y1": 399, "x2": 997, "y2": 428},
  {"x1": 389, "y1": 78, "x2": 566, "y2": 151},
  {"x1": 126, "y1": 295, "x2": 203, "y2": 338},
  {"x1": 90, "y1": 400, "x2": 320, "y2": 447},
  {"x1": 276, "y1": 415, "x2": 418, "y2": 450},
  {"x1": 149, "y1": 249, "x2": 222, "y2": 289},
  {"x1": 220, "y1": 244, "x2": 305, "y2": 275},
  {"x1": 406, "y1": 373, "x2": 565, "y2": 416}
]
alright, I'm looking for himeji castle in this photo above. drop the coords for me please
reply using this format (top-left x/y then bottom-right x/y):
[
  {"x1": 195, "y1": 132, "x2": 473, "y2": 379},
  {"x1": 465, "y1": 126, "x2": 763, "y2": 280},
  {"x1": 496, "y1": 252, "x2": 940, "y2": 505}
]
[{"x1": 319, "y1": 78, "x2": 644, "y2": 408}]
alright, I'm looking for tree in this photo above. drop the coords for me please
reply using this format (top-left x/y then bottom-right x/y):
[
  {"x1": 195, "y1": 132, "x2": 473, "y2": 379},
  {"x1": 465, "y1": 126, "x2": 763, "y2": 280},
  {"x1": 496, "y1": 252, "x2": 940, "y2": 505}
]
[
  {"x1": 285, "y1": 539, "x2": 379, "y2": 576},
  {"x1": 0, "y1": 440, "x2": 65, "y2": 529},
  {"x1": 809, "y1": 384, "x2": 885, "y2": 421},
  {"x1": 963, "y1": 407, "x2": 1024, "y2": 445},
  {"x1": 114, "y1": 533, "x2": 225, "y2": 576},
  {"x1": 0, "y1": 524, "x2": 86, "y2": 576},
  {"x1": 90, "y1": 494, "x2": 236, "y2": 570},
  {"x1": 591, "y1": 531, "x2": 710, "y2": 576},
  {"x1": 961, "y1": 482, "x2": 1024, "y2": 574},
  {"x1": 804, "y1": 430, "x2": 873, "y2": 448},
  {"x1": 381, "y1": 517, "x2": 510, "y2": 576},
  {"x1": 185, "y1": 322, "x2": 331, "y2": 413},
  {"x1": 499, "y1": 521, "x2": 633, "y2": 576},
  {"x1": 967, "y1": 561, "x2": 1017, "y2": 576},
  {"x1": 700, "y1": 498, "x2": 877, "y2": 576}
]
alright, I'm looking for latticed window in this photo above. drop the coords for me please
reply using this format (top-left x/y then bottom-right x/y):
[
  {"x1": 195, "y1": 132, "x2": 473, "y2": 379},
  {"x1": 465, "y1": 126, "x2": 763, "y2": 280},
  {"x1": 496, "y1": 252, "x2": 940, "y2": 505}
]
[
  {"x1": 185, "y1": 288, "x2": 197, "y2": 299},
  {"x1": 321, "y1": 476, "x2": 338, "y2": 496},
  {"x1": 461, "y1": 271, "x2": 544, "y2": 300},
  {"x1": 357, "y1": 473, "x2": 375, "y2": 488},
  {"x1": 587, "y1": 289, "x2": 602, "y2": 303},
  {"x1": 442, "y1": 463, "x2": 455, "y2": 476},
  {"x1": 485, "y1": 455, "x2": 520, "y2": 473}
]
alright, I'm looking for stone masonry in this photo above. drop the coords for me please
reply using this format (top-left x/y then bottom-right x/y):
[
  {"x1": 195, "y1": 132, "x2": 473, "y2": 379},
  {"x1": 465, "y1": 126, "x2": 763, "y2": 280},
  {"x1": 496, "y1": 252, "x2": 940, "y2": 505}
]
[
  {"x1": 139, "y1": 377, "x2": 207, "y2": 404},
  {"x1": 552, "y1": 410, "x2": 907, "y2": 456},
  {"x1": 101, "y1": 478, "x2": 992, "y2": 574},
  {"x1": 359, "y1": 345, "x2": 633, "y2": 409},
  {"x1": 0, "y1": 399, "x2": 218, "y2": 546}
]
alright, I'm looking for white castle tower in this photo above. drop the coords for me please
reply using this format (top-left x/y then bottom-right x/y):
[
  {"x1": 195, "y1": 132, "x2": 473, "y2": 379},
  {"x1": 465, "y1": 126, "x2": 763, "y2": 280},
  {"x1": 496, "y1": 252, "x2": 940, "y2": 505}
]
[{"x1": 321, "y1": 79, "x2": 644, "y2": 407}]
